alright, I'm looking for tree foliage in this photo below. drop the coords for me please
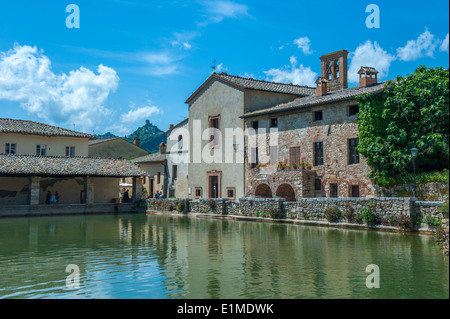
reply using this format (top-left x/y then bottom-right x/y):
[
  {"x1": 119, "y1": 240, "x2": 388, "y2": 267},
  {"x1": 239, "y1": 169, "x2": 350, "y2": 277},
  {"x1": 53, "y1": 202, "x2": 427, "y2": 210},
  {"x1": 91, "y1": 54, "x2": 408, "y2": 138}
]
[{"x1": 357, "y1": 66, "x2": 449, "y2": 183}]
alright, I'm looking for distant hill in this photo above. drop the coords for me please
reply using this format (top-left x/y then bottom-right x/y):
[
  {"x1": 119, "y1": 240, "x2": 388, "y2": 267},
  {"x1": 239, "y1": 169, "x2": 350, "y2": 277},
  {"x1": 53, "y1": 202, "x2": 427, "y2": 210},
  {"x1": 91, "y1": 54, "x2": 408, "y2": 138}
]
[
  {"x1": 95, "y1": 132, "x2": 119, "y2": 140},
  {"x1": 124, "y1": 121, "x2": 166, "y2": 154},
  {"x1": 96, "y1": 121, "x2": 166, "y2": 154}
]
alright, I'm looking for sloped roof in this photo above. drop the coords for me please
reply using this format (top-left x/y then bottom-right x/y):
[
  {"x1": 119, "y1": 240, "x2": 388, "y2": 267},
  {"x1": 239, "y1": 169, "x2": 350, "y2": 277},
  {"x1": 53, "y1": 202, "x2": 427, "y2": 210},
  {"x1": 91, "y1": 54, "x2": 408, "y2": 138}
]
[
  {"x1": 185, "y1": 73, "x2": 315, "y2": 104},
  {"x1": 0, "y1": 154, "x2": 146, "y2": 177},
  {"x1": 88, "y1": 137, "x2": 120, "y2": 145},
  {"x1": 165, "y1": 118, "x2": 189, "y2": 135},
  {"x1": 241, "y1": 81, "x2": 386, "y2": 118},
  {"x1": 132, "y1": 153, "x2": 166, "y2": 164},
  {"x1": 0, "y1": 119, "x2": 96, "y2": 139}
]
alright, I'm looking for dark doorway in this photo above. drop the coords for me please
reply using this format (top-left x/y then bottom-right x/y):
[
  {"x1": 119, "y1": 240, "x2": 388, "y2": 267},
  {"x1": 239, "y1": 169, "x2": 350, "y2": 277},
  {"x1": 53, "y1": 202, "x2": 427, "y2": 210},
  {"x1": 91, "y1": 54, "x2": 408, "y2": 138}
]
[{"x1": 210, "y1": 176, "x2": 219, "y2": 198}]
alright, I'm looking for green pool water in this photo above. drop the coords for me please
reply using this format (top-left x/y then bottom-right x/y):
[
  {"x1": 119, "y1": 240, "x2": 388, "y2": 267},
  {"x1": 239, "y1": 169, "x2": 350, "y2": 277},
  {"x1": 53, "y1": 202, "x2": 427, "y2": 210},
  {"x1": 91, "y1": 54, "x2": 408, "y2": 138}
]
[{"x1": 0, "y1": 213, "x2": 448, "y2": 299}]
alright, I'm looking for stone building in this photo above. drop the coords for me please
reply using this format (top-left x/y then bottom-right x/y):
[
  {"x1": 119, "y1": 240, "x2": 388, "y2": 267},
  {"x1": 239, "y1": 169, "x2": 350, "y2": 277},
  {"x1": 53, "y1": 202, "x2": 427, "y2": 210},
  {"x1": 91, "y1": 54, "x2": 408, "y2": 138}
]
[
  {"x1": 0, "y1": 119, "x2": 146, "y2": 211},
  {"x1": 184, "y1": 72, "x2": 315, "y2": 200},
  {"x1": 241, "y1": 50, "x2": 384, "y2": 200},
  {"x1": 165, "y1": 118, "x2": 189, "y2": 198},
  {"x1": 131, "y1": 143, "x2": 167, "y2": 198}
]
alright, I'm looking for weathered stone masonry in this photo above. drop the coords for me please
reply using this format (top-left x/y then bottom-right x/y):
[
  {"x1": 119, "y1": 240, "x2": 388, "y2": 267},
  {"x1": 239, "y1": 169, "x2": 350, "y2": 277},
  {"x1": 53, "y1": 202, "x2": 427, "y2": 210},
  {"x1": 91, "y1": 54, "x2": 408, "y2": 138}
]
[{"x1": 145, "y1": 197, "x2": 448, "y2": 253}]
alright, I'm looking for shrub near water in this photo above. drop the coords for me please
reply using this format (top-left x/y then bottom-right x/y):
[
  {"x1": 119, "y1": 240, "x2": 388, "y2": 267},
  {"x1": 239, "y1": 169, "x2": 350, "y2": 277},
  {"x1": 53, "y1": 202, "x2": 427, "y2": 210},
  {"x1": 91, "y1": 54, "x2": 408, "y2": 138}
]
[
  {"x1": 359, "y1": 206, "x2": 378, "y2": 225},
  {"x1": 324, "y1": 207, "x2": 343, "y2": 223},
  {"x1": 268, "y1": 208, "x2": 284, "y2": 219}
]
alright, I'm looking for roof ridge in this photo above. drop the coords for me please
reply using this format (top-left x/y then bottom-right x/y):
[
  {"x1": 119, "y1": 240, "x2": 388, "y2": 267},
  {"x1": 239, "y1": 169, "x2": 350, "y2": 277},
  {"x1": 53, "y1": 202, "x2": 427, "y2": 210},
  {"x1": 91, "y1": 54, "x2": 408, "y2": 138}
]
[
  {"x1": 0, "y1": 118, "x2": 95, "y2": 139},
  {"x1": 0, "y1": 153, "x2": 135, "y2": 161},
  {"x1": 215, "y1": 72, "x2": 315, "y2": 89}
]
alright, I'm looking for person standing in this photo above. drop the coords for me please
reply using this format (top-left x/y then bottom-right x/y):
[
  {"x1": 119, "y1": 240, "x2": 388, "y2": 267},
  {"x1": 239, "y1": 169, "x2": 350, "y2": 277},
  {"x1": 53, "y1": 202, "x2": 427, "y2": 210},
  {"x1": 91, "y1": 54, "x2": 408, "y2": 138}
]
[{"x1": 46, "y1": 191, "x2": 52, "y2": 205}]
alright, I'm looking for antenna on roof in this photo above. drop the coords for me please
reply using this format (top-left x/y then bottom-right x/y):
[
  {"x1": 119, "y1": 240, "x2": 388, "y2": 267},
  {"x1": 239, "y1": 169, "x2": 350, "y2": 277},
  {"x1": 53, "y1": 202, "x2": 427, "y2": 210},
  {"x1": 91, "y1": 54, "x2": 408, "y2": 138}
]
[
  {"x1": 212, "y1": 59, "x2": 216, "y2": 73},
  {"x1": 73, "y1": 123, "x2": 76, "y2": 131}
]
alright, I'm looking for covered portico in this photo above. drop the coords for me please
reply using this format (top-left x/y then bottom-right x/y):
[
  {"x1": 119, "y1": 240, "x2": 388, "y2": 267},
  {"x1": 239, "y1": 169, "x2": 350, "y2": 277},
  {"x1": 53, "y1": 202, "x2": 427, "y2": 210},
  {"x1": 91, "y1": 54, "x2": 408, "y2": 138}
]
[{"x1": 0, "y1": 154, "x2": 146, "y2": 216}]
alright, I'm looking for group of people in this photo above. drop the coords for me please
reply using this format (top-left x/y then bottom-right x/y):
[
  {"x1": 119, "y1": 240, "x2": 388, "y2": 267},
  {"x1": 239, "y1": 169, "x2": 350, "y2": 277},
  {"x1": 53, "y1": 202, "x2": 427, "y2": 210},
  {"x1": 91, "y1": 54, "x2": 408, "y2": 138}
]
[
  {"x1": 45, "y1": 191, "x2": 60, "y2": 204},
  {"x1": 154, "y1": 191, "x2": 164, "y2": 199}
]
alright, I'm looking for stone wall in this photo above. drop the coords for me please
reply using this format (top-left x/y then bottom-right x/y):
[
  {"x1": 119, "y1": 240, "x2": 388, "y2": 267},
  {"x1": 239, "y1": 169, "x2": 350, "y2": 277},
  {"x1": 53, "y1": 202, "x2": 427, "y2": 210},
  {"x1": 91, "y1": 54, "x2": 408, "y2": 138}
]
[
  {"x1": 250, "y1": 169, "x2": 316, "y2": 199},
  {"x1": 414, "y1": 201, "x2": 445, "y2": 229},
  {"x1": 376, "y1": 182, "x2": 449, "y2": 202},
  {"x1": 146, "y1": 198, "x2": 191, "y2": 213},
  {"x1": 440, "y1": 217, "x2": 449, "y2": 255},
  {"x1": 189, "y1": 198, "x2": 228, "y2": 215},
  {"x1": 244, "y1": 101, "x2": 377, "y2": 200},
  {"x1": 232, "y1": 198, "x2": 284, "y2": 217},
  {"x1": 145, "y1": 197, "x2": 449, "y2": 254},
  {"x1": 146, "y1": 197, "x2": 418, "y2": 227}
]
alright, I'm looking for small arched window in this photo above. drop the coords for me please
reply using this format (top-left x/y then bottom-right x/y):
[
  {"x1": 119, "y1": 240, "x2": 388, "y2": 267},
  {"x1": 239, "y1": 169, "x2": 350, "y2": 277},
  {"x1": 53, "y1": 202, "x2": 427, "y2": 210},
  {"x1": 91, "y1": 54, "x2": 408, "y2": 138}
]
[{"x1": 178, "y1": 135, "x2": 183, "y2": 150}]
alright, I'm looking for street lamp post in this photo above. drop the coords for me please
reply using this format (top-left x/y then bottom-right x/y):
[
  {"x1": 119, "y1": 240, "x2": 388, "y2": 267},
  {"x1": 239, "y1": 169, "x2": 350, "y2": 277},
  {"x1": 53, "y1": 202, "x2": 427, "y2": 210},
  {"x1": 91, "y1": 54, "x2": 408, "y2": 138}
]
[{"x1": 411, "y1": 148, "x2": 418, "y2": 198}]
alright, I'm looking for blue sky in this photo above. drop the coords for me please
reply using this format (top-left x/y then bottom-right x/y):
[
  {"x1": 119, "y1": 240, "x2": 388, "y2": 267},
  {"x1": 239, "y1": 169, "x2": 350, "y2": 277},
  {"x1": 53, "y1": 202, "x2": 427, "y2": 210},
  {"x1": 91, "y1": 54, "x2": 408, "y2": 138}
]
[{"x1": 0, "y1": 0, "x2": 448, "y2": 136}]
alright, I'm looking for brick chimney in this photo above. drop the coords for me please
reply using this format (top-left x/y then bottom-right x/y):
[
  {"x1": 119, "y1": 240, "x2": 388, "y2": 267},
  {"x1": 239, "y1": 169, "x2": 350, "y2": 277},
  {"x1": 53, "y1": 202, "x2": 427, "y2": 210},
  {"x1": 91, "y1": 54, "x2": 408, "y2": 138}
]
[
  {"x1": 315, "y1": 77, "x2": 328, "y2": 96},
  {"x1": 133, "y1": 136, "x2": 140, "y2": 147},
  {"x1": 169, "y1": 124, "x2": 174, "y2": 130},
  {"x1": 358, "y1": 67, "x2": 379, "y2": 87},
  {"x1": 159, "y1": 142, "x2": 167, "y2": 154},
  {"x1": 319, "y1": 50, "x2": 349, "y2": 91}
]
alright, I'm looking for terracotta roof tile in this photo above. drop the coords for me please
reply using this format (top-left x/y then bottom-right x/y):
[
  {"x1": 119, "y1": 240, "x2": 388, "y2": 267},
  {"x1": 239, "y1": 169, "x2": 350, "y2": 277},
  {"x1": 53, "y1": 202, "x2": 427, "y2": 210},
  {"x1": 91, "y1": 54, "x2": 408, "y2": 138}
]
[
  {"x1": 0, "y1": 154, "x2": 146, "y2": 177},
  {"x1": 185, "y1": 73, "x2": 315, "y2": 103},
  {"x1": 132, "y1": 153, "x2": 166, "y2": 164},
  {"x1": 0, "y1": 119, "x2": 96, "y2": 139},
  {"x1": 241, "y1": 82, "x2": 386, "y2": 118}
]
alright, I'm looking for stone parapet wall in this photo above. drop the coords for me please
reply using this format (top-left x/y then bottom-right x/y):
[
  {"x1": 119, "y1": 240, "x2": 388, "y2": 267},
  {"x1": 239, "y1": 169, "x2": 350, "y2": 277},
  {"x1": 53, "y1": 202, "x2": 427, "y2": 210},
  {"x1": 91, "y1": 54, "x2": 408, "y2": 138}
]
[
  {"x1": 414, "y1": 201, "x2": 445, "y2": 229},
  {"x1": 145, "y1": 197, "x2": 448, "y2": 253},
  {"x1": 234, "y1": 197, "x2": 284, "y2": 217},
  {"x1": 189, "y1": 198, "x2": 227, "y2": 215},
  {"x1": 440, "y1": 218, "x2": 449, "y2": 255},
  {"x1": 146, "y1": 198, "x2": 191, "y2": 213},
  {"x1": 376, "y1": 182, "x2": 449, "y2": 202}
]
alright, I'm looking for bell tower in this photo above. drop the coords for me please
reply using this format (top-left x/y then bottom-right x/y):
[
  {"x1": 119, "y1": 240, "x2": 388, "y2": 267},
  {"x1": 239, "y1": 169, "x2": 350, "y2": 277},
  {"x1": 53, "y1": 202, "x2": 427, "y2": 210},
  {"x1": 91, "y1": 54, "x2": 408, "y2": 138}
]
[{"x1": 319, "y1": 50, "x2": 349, "y2": 91}]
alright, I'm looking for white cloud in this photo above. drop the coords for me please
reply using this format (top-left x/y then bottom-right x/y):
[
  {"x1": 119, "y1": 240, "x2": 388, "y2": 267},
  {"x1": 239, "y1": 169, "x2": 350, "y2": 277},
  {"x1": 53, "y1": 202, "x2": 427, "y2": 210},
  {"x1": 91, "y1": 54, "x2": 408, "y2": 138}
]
[
  {"x1": 121, "y1": 104, "x2": 162, "y2": 124},
  {"x1": 397, "y1": 28, "x2": 439, "y2": 61},
  {"x1": 0, "y1": 44, "x2": 119, "y2": 132},
  {"x1": 293, "y1": 36, "x2": 313, "y2": 55},
  {"x1": 199, "y1": 0, "x2": 249, "y2": 26},
  {"x1": 171, "y1": 31, "x2": 197, "y2": 50},
  {"x1": 440, "y1": 33, "x2": 449, "y2": 53},
  {"x1": 123, "y1": 51, "x2": 182, "y2": 76},
  {"x1": 348, "y1": 40, "x2": 396, "y2": 83},
  {"x1": 264, "y1": 56, "x2": 318, "y2": 87}
]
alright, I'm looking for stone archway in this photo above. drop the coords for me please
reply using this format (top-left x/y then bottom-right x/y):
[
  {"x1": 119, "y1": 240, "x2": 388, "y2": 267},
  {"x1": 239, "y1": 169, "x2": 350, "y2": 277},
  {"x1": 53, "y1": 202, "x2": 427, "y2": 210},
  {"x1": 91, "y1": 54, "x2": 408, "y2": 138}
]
[
  {"x1": 254, "y1": 183, "x2": 273, "y2": 198},
  {"x1": 275, "y1": 183, "x2": 296, "y2": 202}
]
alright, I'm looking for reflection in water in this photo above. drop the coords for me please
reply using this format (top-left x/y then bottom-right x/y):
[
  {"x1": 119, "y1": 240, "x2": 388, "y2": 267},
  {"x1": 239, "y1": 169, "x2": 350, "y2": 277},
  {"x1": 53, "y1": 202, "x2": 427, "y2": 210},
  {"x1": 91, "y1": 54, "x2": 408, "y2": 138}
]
[{"x1": 0, "y1": 213, "x2": 448, "y2": 299}]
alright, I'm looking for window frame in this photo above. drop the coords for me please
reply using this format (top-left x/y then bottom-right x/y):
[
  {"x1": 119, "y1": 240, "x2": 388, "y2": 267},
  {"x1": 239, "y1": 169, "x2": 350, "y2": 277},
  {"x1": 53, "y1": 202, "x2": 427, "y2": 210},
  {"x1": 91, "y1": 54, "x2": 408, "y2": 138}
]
[
  {"x1": 314, "y1": 110, "x2": 323, "y2": 122},
  {"x1": 314, "y1": 178, "x2": 322, "y2": 191},
  {"x1": 270, "y1": 118, "x2": 278, "y2": 128},
  {"x1": 289, "y1": 146, "x2": 301, "y2": 164},
  {"x1": 330, "y1": 183, "x2": 339, "y2": 198},
  {"x1": 313, "y1": 142, "x2": 324, "y2": 166},
  {"x1": 36, "y1": 144, "x2": 47, "y2": 156},
  {"x1": 5, "y1": 143, "x2": 16, "y2": 155},
  {"x1": 348, "y1": 138, "x2": 360, "y2": 165},
  {"x1": 350, "y1": 185, "x2": 360, "y2": 198},
  {"x1": 226, "y1": 187, "x2": 236, "y2": 200},
  {"x1": 66, "y1": 146, "x2": 76, "y2": 157},
  {"x1": 209, "y1": 115, "x2": 221, "y2": 148},
  {"x1": 348, "y1": 104, "x2": 359, "y2": 116},
  {"x1": 172, "y1": 165, "x2": 178, "y2": 181}
]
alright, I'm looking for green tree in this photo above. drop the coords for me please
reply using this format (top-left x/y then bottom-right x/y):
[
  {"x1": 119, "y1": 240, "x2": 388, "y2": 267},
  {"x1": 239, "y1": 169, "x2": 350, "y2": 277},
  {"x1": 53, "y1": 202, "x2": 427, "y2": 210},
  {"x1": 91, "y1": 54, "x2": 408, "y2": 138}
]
[{"x1": 357, "y1": 66, "x2": 449, "y2": 183}]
